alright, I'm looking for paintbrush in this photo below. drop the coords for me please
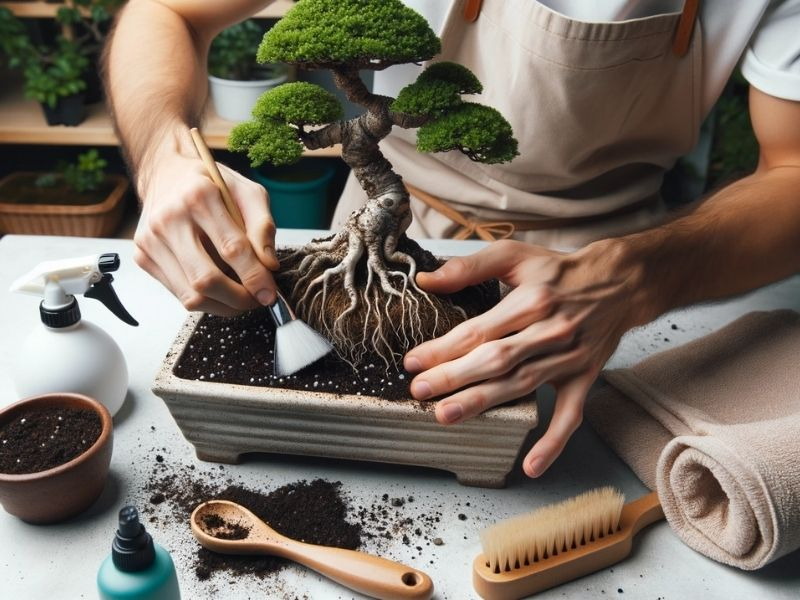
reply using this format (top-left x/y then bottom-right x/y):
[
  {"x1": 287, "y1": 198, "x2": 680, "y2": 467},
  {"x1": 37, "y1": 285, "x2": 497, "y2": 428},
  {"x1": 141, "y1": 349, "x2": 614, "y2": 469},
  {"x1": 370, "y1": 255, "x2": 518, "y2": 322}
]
[
  {"x1": 473, "y1": 487, "x2": 664, "y2": 599},
  {"x1": 188, "y1": 127, "x2": 333, "y2": 377}
]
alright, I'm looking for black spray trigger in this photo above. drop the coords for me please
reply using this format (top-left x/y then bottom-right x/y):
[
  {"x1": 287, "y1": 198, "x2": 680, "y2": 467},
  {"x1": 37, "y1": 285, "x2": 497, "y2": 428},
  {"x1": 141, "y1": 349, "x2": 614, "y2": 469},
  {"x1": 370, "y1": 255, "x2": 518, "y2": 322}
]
[{"x1": 85, "y1": 273, "x2": 139, "y2": 326}]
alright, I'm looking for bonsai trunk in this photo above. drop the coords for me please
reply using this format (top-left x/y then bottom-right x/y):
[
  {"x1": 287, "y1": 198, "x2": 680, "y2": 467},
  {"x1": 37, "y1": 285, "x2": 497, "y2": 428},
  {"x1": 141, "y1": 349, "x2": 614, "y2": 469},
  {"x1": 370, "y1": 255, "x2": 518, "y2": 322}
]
[{"x1": 278, "y1": 68, "x2": 469, "y2": 367}]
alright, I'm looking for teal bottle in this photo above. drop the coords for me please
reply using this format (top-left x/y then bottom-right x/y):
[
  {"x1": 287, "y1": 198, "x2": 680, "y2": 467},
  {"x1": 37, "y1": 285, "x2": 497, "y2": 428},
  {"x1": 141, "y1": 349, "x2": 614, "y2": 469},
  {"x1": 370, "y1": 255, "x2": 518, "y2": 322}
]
[{"x1": 97, "y1": 505, "x2": 181, "y2": 600}]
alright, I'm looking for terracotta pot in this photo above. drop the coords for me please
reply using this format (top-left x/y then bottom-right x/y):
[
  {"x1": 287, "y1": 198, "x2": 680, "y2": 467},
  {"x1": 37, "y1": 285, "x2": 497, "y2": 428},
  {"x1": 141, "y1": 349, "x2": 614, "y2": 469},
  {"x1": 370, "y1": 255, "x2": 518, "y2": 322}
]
[{"x1": 0, "y1": 393, "x2": 113, "y2": 524}]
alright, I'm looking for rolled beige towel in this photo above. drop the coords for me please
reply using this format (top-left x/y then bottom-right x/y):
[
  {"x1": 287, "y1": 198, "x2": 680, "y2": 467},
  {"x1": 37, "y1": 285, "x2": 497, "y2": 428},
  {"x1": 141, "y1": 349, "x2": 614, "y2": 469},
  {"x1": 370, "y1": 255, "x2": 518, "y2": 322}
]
[{"x1": 586, "y1": 310, "x2": 800, "y2": 570}]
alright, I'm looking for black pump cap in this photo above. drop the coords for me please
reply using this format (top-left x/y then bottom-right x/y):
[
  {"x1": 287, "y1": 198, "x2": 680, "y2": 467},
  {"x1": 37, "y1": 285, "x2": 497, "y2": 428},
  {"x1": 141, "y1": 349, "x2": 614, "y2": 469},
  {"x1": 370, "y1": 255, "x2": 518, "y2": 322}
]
[
  {"x1": 98, "y1": 253, "x2": 120, "y2": 274},
  {"x1": 112, "y1": 505, "x2": 156, "y2": 572},
  {"x1": 39, "y1": 296, "x2": 81, "y2": 328}
]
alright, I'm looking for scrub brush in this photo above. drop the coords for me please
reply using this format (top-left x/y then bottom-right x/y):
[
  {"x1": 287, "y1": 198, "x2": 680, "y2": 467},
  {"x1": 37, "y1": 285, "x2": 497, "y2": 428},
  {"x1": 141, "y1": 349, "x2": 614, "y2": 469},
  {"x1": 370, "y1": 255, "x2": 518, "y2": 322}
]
[
  {"x1": 473, "y1": 487, "x2": 664, "y2": 600},
  {"x1": 189, "y1": 127, "x2": 333, "y2": 376}
]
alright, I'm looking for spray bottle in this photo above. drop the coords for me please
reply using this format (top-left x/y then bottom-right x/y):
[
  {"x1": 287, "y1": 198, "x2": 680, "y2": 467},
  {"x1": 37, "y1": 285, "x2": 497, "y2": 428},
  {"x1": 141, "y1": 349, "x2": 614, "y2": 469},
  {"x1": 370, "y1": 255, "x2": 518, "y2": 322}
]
[
  {"x1": 97, "y1": 505, "x2": 181, "y2": 600},
  {"x1": 10, "y1": 253, "x2": 138, "y2": 416}
]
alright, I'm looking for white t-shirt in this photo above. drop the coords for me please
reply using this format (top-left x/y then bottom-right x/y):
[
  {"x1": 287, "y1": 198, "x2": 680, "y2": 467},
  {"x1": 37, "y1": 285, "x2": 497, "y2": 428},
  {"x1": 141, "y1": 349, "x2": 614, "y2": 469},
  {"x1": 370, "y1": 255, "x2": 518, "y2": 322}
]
[{"x1": 374, "y1": 0, "x2": 800, "y2": 119}]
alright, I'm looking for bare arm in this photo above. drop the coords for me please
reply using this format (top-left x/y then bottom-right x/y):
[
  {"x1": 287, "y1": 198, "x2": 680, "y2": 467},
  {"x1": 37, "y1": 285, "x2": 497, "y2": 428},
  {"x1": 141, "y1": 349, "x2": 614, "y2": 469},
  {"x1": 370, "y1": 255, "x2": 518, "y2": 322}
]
[
  {"x1": 624, "y1": 86, "x2": 800, "y2": 321},
  {"x1": 104, "y1": 0, "x2": 280, "y2": 316},
  {"x1": 406, "y1": 86, "x2": 800, "y2": 478}
]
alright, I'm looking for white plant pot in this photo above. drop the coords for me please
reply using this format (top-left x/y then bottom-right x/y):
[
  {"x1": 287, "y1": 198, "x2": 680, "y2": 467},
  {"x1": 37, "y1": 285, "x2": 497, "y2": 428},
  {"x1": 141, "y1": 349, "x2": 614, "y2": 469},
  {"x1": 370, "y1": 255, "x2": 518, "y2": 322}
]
[{"x1": 208, "y1": 70, "x2": 288, "y2": 122}]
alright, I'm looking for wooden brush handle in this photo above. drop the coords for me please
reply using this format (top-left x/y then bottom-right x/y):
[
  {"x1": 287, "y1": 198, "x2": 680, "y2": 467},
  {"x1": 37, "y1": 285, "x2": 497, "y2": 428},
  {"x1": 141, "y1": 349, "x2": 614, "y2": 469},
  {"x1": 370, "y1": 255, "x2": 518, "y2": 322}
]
[
  {"x1": 473, "y1": 492, "x2": 664, "y2": 600},
  {"x1": 269, "y1": 538, "x2": 434, "y2": 600},
  {"x1": 621, "y1": 491, "x2": 664, "y2": 535},
  {"x1": 189, "y1": 127, "x2": 246, "y2": 229}
]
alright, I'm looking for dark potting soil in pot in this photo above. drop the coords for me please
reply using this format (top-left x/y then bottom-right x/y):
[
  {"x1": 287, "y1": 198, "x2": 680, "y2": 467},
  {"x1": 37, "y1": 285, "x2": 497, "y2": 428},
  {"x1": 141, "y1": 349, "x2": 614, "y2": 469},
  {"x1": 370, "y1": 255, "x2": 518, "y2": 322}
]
[
  {"x1": 174, "y1": 242, "x2": 500, "y2": 401},
  {"x1": 0, "y1": 406, "x2": 101, "y2": 474}
]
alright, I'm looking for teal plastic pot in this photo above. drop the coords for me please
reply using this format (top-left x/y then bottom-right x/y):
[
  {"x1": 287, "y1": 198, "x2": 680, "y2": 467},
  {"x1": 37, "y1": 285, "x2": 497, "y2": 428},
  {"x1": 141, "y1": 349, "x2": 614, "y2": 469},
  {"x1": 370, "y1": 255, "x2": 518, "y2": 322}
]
[{"x1": 251, "y1": 162, "x2": 335, "y2": 229}]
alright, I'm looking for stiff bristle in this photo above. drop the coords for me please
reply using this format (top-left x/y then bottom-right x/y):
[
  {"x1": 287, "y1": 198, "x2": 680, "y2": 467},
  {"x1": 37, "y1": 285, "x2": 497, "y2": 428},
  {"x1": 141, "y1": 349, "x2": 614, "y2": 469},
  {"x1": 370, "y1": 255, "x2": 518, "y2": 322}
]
[
  {"x1": 480, "y1": 487, "x2": 625, "y2": 573},
  {"x1": 274, "y1": 319, "x2": 333, "y2": 377}
]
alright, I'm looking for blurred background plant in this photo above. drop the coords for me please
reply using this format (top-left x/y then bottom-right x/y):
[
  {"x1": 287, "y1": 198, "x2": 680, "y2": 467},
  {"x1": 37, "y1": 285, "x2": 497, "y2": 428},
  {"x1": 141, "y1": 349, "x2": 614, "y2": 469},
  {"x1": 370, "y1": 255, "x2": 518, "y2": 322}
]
[
  {"x1": 0, "y1": 1, "x2": 125, "y2": 112},
  {"x1": 35, "y1": 148, "x2": 108, "y2": 194},
  {"x1": 662, "y1": 69, "x2": 758, "y2": 206},
  {"x1": 209, "y1": 19, "x2": 268, "y2": 81}
]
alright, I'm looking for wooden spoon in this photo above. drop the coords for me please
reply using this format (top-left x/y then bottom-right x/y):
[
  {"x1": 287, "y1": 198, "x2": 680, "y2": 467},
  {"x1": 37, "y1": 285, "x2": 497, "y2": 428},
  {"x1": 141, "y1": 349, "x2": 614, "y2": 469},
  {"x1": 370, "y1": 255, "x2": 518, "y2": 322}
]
[{"x1": 191, "y1": 500, "x2": 434, "y2": 600}]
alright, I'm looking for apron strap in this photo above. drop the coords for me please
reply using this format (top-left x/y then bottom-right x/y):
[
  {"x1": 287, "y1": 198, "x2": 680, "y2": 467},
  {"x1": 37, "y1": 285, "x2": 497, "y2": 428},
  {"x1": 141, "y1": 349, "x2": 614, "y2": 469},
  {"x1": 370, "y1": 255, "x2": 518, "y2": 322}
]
[
  {"x1": 673, "y1": 0, "x2": 701, "y2": 57},
  {"x1": 405, "y1": 182, "x2": 660, "y2": 242},
  {"x1": 463, "y1": 0, "x2": 483, "y2": 23}
]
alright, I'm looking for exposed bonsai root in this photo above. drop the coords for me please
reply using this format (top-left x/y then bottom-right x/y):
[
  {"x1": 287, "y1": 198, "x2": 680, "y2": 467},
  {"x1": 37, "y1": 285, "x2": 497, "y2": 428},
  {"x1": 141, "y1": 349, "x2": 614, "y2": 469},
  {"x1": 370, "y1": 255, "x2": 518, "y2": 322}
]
[{"x1": 276, "y1": 217, "x2": 477, "y2": 368}]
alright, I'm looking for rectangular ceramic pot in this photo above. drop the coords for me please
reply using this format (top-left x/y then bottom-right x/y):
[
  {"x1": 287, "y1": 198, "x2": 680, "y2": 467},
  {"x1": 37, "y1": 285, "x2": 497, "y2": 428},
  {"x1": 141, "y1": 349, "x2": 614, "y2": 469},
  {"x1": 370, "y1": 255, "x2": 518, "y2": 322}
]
[{"x1": 154, "y1": 313, "x2": 538, "y2": 489}]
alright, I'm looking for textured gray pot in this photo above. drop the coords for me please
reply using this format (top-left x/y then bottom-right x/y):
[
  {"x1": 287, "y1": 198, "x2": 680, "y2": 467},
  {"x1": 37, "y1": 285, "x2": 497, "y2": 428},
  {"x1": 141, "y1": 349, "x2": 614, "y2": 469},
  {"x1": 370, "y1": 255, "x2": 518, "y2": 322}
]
[{"x1": 153, "y1": 313, "x2": 538, "y2": 488}]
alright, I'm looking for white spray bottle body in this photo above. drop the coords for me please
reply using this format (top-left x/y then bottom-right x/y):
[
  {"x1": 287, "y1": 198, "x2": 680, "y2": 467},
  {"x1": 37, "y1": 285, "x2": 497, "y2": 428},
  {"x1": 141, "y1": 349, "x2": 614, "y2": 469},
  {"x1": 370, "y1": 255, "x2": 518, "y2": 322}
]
[{"x1": 10, "y1": 253, "x2": 138, "y2": 416}]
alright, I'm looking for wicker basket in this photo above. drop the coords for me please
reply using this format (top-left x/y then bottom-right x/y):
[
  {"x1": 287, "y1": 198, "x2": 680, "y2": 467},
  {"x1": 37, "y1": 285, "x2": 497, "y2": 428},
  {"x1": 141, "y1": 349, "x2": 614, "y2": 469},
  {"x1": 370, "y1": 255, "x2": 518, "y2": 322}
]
[{"x1": 0, "y1": 173, "x2": 129, "y2": 237}]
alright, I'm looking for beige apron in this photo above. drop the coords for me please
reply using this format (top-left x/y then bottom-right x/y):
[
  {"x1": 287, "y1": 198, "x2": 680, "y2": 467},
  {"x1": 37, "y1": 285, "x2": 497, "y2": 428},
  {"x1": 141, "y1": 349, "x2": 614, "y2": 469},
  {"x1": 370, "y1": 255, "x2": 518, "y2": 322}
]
[{"x1": 332, "y1": 0, "x2": 703, "y2": 250}]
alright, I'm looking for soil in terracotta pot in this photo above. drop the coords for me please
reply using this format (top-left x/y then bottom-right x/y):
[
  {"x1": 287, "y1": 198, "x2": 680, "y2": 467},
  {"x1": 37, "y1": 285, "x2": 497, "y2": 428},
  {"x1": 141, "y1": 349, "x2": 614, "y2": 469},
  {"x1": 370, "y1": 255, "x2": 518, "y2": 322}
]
[
  {"x1": 0, "y1": 406, "x2": 101, "y2": 475},
  {"x1": 0, "y1": 174, "x2": 116, "y2": 206},
  {"x1": 174, "y1": 243, "x2": 500, "y2": 401}
]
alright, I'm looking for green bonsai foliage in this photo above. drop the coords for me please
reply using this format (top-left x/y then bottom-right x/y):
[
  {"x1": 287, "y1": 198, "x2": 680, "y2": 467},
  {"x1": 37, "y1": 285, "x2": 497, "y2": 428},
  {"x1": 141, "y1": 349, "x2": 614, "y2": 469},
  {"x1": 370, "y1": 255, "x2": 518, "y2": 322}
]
[
  {"x1": 253, "y1": 82, "x2": 343, "y2": 124},
  {"x1": 228, "y1": 0, "x2": 519, "y2": 366},
  {"x1": 391, "y1": 62, "x2": 483, "y2": 116},
  {"x1": 417, "y1": 102, "x2": 518, "y2": 163},
  {"x1": 209, "y1": 19, "x2": 267, "y2": 80},
  {"x1": 231, "y1": 82, "x2": 343, "y2": 165},
  {"x1": 257, "y1": 0, "x2": 440, "y2": 68}
]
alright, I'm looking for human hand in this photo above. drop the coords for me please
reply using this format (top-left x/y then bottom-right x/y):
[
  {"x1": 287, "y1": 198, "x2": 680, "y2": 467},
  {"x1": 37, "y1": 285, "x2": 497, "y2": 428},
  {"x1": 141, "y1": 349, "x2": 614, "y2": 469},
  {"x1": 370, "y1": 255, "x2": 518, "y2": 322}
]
[
  {"x1": 133, "y1": 149, "x2": 279, "y2": 316},
  {"x1": 404, "y1": 239, "x2": 646, "y2": 478}
]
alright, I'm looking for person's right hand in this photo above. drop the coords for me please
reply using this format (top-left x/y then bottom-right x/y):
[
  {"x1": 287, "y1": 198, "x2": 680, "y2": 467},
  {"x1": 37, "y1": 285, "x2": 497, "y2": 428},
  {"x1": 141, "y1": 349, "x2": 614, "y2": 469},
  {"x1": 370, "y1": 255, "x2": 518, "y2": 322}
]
[{"x1": 133, "y1": 151, "x2": 279, "y2": 317}]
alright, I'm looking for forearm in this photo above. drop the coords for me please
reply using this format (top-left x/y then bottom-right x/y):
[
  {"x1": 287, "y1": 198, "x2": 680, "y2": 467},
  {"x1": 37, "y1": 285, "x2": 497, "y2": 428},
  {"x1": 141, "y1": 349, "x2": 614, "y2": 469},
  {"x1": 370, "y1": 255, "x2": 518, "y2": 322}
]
[
  {"x1": 105, "y1": 1, "x2": 206, "y2": 190},
  {"x1": 104, "y1": 0, "x2": 271, "y2": 193},
  {"x1": 608, "y1": 166, "x2": 800, "y2": 325}
]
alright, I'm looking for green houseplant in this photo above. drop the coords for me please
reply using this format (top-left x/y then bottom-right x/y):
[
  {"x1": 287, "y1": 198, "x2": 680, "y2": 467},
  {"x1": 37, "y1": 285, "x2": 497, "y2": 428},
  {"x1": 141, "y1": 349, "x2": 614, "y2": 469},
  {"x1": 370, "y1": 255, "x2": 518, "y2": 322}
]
[
  {"x1": 207, "y1": 19, "x2": 288, "y2": 122},
  {"x1": 0, "y1": 149, "x2": 129, "y2": 236},
  {"x1": 0, "y1": 1, "x2": 122, "y2": 125}
]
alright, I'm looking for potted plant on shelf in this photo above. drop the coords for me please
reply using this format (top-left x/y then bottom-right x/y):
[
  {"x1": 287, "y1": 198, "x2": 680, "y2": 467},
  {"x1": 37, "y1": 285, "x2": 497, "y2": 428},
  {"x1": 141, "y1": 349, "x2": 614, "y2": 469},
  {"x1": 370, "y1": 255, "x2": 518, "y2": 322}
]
[
  {"x1": 154, "y1": 0, "x2": 533, "y2": 489},
  {"x1": 208, "y1": 19, "x2": 289, "y2": 122},
  {"x1": 52, "y1": 0, "x2": 126, "y2": 104},
  {"x1": 0, "y1": 149, "x2": 129, "y2": 237}
]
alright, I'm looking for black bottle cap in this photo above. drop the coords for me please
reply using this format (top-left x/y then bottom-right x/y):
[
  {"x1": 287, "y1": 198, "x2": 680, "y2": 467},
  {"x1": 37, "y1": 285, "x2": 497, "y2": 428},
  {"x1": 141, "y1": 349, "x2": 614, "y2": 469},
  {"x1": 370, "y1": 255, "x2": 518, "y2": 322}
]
[
  {"x1": 39, "y1": 296, "x2": 81, "y2": 328},
  {"x1": 98, "y1": 253, "x2": 120, "y2": 273},
  {"x1": 112, "y1": 505, "x2": 156, "y2": 572}
]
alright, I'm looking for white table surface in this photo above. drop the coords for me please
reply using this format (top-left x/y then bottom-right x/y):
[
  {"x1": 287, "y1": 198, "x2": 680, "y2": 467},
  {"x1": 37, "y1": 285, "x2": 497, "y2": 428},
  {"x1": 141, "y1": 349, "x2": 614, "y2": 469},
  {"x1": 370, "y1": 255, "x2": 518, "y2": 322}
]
[{"x1": 1, "y1": 232, "x2": 798, "y2": 600}]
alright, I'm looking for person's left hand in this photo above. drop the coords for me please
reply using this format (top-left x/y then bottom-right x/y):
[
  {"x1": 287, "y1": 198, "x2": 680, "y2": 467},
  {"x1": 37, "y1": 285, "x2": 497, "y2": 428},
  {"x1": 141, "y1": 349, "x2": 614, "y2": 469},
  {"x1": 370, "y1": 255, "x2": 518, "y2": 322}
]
[{"x1": 404, "y1": 238, "x2": 647, "y2": 478}]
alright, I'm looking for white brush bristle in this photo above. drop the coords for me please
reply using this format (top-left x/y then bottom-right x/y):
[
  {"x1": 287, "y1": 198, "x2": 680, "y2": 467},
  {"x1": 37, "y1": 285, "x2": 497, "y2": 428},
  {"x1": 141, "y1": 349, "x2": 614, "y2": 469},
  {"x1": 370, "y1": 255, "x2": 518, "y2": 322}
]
[
  {"x1": 274, "y1": 319, "x2": 333, "y2": 377},
  {"x1": 480, "y1": 487, "x2": 625, "y2": 573}
]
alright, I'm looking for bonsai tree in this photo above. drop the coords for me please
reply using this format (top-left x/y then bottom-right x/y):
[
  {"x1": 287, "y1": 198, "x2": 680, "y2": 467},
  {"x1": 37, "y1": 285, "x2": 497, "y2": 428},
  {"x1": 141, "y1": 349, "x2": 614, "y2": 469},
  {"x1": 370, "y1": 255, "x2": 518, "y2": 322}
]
[{"x1": 229, "y1": 0, "x2": 518, "y2": 366}]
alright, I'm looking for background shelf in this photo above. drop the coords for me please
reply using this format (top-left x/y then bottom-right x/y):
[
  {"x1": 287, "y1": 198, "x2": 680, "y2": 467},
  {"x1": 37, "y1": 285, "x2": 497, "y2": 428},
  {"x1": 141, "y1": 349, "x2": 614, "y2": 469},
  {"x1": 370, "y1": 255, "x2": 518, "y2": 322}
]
[
  {"x1": 0, "y1": 84, "x2": 340, "y2": 155},
  {"x1": 0, "y1": 0, "x2": 294, "y2": 19}
]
